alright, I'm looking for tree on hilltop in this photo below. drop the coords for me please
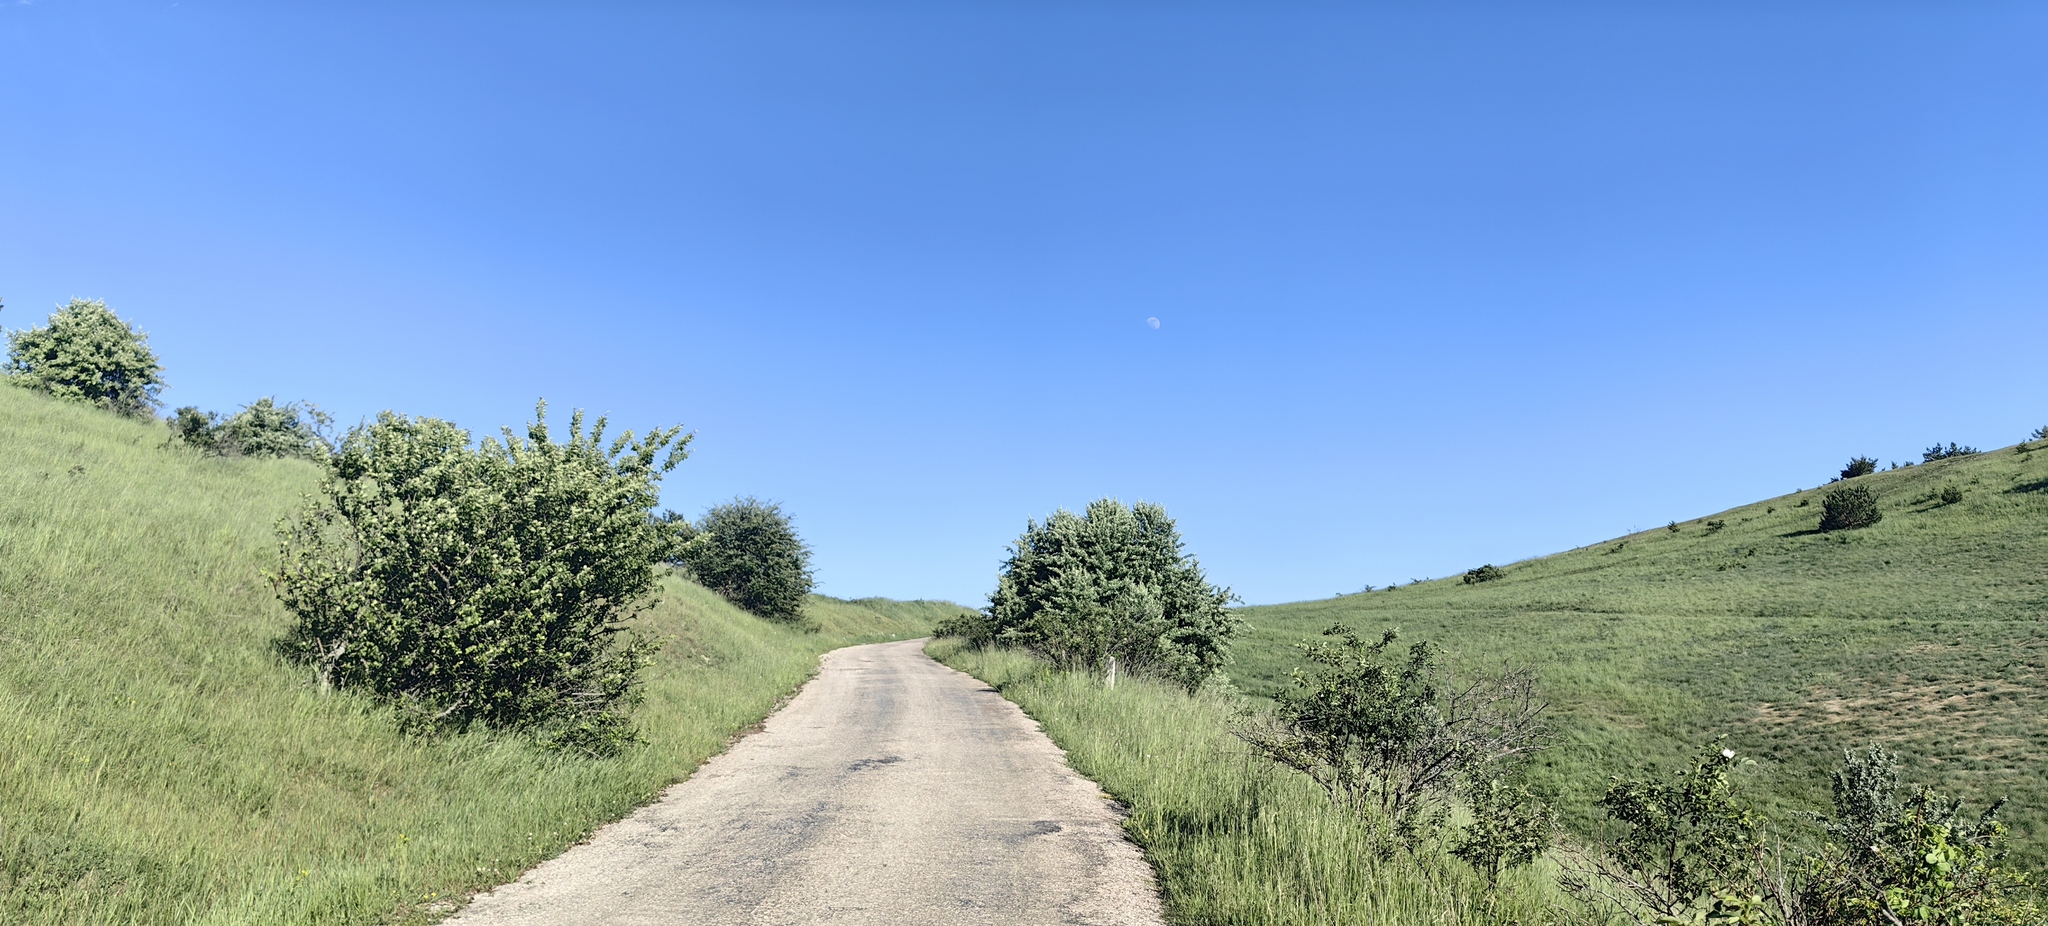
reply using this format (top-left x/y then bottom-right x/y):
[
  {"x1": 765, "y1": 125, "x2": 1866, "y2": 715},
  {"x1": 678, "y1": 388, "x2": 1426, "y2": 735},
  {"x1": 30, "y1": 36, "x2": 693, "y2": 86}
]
[
  {"x1": 1836, "y1": 456, "x2": 1876, "y2": 481},
  {"x1": 3, "y1": 298, "x2": 165, "y2": 418}
]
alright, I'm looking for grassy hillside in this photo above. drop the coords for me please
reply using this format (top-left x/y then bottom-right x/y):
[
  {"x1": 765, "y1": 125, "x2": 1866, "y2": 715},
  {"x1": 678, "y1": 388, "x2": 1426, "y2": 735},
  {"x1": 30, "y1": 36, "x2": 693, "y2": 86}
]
[
  {"x1": 0, "y1": 383, "x2": 966, "y2": 925},
  {"x1": 1236, "y1": 442, "x2": 2048, "y2": 865}
]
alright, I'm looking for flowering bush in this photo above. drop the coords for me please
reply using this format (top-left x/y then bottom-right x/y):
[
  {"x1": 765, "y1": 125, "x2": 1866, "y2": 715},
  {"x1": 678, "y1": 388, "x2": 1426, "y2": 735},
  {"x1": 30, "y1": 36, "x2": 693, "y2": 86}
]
[{"x1": 272, "y1": 403, "x2": 688, "y2": 755}]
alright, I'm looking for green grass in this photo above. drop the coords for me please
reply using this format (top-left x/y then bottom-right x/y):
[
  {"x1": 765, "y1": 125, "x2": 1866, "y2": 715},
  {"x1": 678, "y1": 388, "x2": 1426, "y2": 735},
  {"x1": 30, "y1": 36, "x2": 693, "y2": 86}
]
[
  {"x1": 1234, "y1": 444, "x2": 2048, "y2": 867},
  {"x1": 0, "y1": 383, "x2": 968, "y2": 925},
  {"x1": 927, "y1": 639, "x2": 1566, "y2": 926}
]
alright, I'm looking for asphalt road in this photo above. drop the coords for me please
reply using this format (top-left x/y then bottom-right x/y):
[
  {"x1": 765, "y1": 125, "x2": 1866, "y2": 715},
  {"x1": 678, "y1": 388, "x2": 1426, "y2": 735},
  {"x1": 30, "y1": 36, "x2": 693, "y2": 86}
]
[{"x1": 445, "y1": 638, "x2": 1166, "y2": 926}]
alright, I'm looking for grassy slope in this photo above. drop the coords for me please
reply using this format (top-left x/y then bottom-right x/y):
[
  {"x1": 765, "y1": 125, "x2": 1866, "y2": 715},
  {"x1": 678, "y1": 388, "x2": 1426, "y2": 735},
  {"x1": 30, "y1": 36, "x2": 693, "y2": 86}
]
[
  {"x1": 1236, "y1": 443, "x2": 2048, "y2": 865},
  {"x1": 0, "y1": 384, "x2": 968, "y2": 925}
]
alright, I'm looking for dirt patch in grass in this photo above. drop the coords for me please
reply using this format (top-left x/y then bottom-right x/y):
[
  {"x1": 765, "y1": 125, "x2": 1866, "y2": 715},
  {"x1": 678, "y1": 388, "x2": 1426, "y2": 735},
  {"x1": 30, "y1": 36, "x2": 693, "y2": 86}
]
[{"x1": 1754, "y1": 679, "x2": 2037, "y2": 761}]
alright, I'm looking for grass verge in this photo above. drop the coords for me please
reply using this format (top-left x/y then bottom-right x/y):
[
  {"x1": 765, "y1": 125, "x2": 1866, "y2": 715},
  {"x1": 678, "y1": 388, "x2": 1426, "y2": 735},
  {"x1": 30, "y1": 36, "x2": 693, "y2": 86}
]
[
  {"x1": 0, "y1": 383, "x2": 967, "y2": 925},
  {"x1": 926, "y1": 638, "x2": 1564, "y2": 926}
]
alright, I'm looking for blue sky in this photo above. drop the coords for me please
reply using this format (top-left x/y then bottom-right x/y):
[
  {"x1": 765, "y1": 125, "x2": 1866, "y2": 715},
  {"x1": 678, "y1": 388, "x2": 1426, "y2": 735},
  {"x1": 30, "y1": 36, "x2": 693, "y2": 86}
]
[{"x1": 4, "y1": 2, "x2": 2045, "y2": 606}]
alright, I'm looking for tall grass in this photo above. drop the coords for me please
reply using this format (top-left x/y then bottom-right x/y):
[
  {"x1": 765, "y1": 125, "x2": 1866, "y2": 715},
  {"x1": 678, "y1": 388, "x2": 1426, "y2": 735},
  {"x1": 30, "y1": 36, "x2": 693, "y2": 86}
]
[
  {"x1": 927, "y1": 639, "x2": 1564, "y2": 926},
  {"x1": 0, "y1": 384, "x2": 964, "y2": 925}
]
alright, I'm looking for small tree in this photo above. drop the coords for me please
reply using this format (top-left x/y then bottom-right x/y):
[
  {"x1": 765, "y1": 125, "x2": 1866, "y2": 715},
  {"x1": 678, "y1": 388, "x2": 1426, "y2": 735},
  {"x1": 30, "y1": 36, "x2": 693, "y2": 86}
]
[
  {"x1": 676, "y1": 497, "x2": 815, "y2": 622},
  {"x1": 978, "y1": 499, "x2": 1240, "y2": 691},
  {"x1": 1923, "y1": 443, "x2": 1980, "y2": 462},
  {"x1": 1452, "y1": 771, "x2": 1556, "y2": 888},
  {"x1": 1237, "y1": 625, "x2": 1547, "y2": 843},
  {"x1": 272, "y1": 403, "x2": 688, "y2": 755},
  {"x1": 1837, "y1": 456, "x2": 1877, "y2": 481},
  {"x1": 1561, "y1": 746, "x2": 1790, "y2": 926},
  {"x1": 3, "y1": 299, "x2": 165, "y2": 418},
  {"x1": 1819, "y1": 484, "x2": 1881, "y2": 532}
]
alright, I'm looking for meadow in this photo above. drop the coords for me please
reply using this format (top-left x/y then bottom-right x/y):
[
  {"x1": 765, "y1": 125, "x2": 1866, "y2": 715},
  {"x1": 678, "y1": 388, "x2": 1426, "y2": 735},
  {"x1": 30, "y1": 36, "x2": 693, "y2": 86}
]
[
  {"x1": 0, "y1": 384, "x2": 962, "y2": 925},
  {"x1": 1233, "y1": 441, "x2": 2048, "y2": 865}
]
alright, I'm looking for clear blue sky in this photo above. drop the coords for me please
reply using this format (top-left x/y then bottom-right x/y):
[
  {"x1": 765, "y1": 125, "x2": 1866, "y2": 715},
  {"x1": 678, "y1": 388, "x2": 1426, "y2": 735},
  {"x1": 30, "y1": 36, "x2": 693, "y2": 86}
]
[{"x1": 4, "y1": 2, "x2": 2044, "y2": 606}]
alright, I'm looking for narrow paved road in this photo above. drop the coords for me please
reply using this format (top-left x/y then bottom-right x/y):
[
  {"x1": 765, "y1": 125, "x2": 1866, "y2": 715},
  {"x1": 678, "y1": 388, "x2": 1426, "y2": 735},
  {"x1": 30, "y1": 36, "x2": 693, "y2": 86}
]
[{"x1": 446, "y1": 639, "x2": 1166, "y2": 926}]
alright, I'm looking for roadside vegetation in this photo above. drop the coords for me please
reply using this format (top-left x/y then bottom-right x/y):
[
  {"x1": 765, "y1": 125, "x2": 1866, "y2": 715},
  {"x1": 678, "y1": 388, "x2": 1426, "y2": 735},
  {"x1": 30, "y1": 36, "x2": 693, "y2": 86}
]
[
  {"x1": 938, "y1": 499, "x2": 1241, "y2": 692},
  {"x1": 936, "y1": 464, "x2": 2048, "y2": 925},
  {"x1": 273, "y1": 404, "x2": 688, "y2": 755},
  {"x1": 927, "y1": 640, "x2": 1562, "y2": 926},
  {"x1": 0, "y1": 304, "x2": 963, "y2": 924}
]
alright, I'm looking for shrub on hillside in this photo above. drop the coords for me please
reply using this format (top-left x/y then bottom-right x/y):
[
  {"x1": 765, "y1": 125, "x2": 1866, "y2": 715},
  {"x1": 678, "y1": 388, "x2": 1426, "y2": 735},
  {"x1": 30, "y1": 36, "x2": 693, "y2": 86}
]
[
  {"x1": 171, "y1": 397, "x2": 331, "y2": 460},
  {"x1": 1801, "y1": 745, "x2": 2038, "y2": 926},
  {"x1": 168, "y1": 406, "x2": 222, "y2": 451},
  {"x1": 271, "y1": 403, "x2": 688, "y2": 755},
  {"x1": 3, "y1": 299, "x2": 165, "y2": 418},
  {"x1": 1236, "y1": 625, "x2": 1547, "y2": 844},
  {"x1": 1923, "y1": 442, "x2": 1980, "y2": 462},
  {"x1": 975, "y1": 498, "x2": 1240, "y2": 692},
  {"x1": 673, "y1": 498, "x2": 815, "y2": 623},
  {"x1": 1837, "y1": 456, "x2": 1877, "y2": 481},
  {"x1": 1563, "y1": 744, "x2": 2041, "y2": 926},
  {"x1": 1819, "y1": 484, "x2": 1881, "y2": 532},
  {"x1": 1938, "y1": 484, "x2": 1965, "y2": 506},
  {"x1": 1462, "y1": 564, "x2": 1505, "y2": 584}
]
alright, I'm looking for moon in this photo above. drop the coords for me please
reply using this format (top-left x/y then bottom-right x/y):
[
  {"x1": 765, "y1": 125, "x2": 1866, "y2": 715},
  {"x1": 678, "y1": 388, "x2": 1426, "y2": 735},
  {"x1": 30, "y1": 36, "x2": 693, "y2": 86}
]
[{"x1": 1145, "y1": 317, "x2": 1160, "y2": 330}]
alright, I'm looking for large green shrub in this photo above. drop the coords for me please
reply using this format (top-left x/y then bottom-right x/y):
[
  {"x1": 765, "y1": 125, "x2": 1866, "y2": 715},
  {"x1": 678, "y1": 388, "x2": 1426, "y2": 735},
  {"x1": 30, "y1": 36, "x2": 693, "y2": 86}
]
[
  {"x1": 972, "y1": 498, "x2": 1240, "y2": 691},
  {"x1": 170, "y1": 397, "x2": 331, "y2": 460},
  {"x1": 673, "y1": 498, "x2": 815, "y2": 623},
  {"x1": 1837, "y1": 456, "x2": 1877, "y2": 481},
  {"x1": 271, "y1": 403, "x2": 688, "y2": 755},
  {"x1": 1819, "y1": 484, "x2": 1882, "y2": 532},
  {"x1": 3, "y1": 298, "x2": 165, "y2": 418}
]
